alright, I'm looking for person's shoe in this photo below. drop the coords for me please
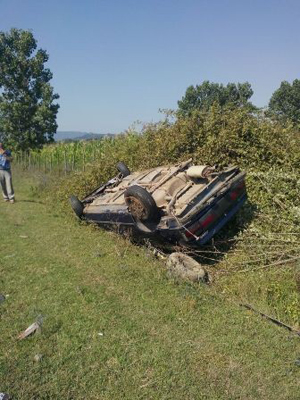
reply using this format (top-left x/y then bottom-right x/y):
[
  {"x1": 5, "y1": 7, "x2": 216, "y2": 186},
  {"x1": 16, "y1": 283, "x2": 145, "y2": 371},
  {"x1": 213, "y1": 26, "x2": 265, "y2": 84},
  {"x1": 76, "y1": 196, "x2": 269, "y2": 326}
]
[
  {"x1": 9, "y1": 199, "x2": 15, "y2": 204},
  {"x1": 4, "y1": 198, "x2": 9, "y2": 202}
]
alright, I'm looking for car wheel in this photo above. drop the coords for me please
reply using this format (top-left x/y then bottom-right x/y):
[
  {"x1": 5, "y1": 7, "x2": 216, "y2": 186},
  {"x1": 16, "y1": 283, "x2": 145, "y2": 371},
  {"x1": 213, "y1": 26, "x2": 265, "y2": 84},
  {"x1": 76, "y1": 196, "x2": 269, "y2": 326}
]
[
  {"x1": 117, "y1": 161, "x2": 131, "y2": 177},
  {"x1": 124, "y1": 185, "x2": 160, "y2": 222},
  {"x1": 70, "y1": 195, "x2": 84, "y2": 218}
]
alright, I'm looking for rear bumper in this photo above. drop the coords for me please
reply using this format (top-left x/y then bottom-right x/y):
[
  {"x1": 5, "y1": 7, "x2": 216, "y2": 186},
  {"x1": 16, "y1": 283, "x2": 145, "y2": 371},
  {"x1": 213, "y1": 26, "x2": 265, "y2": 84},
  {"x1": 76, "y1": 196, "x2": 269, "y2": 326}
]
[
  {"x1": 176, "y1": 175, "x2": 247, "y2": 245},
  {"x1": 156, "y1": 191, "x2": 247, "y2": 246},
  {"x1": 191, "y1": 193, "x2": 247, "y2": 245}
]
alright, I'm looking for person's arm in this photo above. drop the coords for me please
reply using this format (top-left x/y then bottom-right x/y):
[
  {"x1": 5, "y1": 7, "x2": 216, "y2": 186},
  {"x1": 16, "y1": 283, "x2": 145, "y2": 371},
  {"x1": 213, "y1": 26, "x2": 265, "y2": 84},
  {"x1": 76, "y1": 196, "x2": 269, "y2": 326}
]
[{"x1": 4, "y1": 151, "x2": 13, "y2": 162}]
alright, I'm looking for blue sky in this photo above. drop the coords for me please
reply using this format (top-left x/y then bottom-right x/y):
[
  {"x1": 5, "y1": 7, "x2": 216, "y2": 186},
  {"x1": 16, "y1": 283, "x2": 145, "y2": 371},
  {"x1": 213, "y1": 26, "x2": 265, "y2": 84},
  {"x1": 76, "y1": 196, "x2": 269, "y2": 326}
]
[{"x1": 1, "y1": 0, "x2": 300, "y2": 133}]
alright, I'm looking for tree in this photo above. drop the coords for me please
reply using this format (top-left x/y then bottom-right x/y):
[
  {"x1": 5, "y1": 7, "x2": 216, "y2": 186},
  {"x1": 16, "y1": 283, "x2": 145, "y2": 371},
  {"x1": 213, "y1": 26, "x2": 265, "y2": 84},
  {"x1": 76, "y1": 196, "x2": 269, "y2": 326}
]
[
  {"x1": 177, "y1": 81, "x2": 254, "y2": 116},
  {"x1": 0, "y1": 28, "x2": 59, "y2": 150},
  {"x1": 268, "y1": 79, "x2": 300, "y2": 126}
]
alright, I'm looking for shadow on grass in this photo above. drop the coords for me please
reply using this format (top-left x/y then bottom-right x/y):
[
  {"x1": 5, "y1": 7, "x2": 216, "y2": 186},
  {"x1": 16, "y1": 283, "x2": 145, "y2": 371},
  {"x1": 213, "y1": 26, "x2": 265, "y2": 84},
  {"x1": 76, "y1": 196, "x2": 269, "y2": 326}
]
[{"x1": 17, "y1": 199, "x2": 45, "y2": 204}]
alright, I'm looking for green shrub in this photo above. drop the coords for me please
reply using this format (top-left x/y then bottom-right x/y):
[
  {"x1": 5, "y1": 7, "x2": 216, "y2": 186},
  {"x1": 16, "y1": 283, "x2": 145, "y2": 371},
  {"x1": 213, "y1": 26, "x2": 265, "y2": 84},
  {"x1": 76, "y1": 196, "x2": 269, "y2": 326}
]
[{"x1": 42, "y1": 106, "x2": 299, "y2": 213}]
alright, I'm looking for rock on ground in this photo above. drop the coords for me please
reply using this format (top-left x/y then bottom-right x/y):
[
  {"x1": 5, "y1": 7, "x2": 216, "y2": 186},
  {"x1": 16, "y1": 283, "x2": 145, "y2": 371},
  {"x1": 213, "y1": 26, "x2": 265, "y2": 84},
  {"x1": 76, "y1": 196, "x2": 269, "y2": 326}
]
[{"x1": 166, "y1": 252, "x2": 209, "y2": 283}]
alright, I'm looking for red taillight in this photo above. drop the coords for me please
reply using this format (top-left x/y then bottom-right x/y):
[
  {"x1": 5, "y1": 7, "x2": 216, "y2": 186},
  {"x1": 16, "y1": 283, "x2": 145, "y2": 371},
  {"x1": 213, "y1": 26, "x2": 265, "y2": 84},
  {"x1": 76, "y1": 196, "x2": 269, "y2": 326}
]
[
  {"x1": 230, "y1": 191, "x2": 238, "y2": 200},
  {"x1": 184, "y1": 180, "x2": 246, "y2": 240},
  {"x1": 230, "y1": 181, "x2": 245, "y2": 200},
  {"x1": 185, "y1": 214, "x2": 215, "y2": 238},
  {"x1": 201, "y1": 214, "x2": 215, "y2": 228}
]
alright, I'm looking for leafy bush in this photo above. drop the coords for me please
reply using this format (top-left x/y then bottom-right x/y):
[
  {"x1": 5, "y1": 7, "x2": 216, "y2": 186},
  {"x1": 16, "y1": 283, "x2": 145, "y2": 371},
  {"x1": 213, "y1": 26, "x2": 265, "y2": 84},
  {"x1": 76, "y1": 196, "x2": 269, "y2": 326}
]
[{"x1": 43, "y1": 106, "x2": 299, "y2": 209}]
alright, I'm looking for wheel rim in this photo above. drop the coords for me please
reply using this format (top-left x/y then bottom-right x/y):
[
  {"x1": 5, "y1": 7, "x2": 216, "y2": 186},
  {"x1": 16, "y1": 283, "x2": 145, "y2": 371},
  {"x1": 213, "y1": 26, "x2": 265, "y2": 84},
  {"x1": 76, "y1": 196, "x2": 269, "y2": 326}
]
[{"x1": 125, "y1": 196, "x2": 149, "y2": 220}]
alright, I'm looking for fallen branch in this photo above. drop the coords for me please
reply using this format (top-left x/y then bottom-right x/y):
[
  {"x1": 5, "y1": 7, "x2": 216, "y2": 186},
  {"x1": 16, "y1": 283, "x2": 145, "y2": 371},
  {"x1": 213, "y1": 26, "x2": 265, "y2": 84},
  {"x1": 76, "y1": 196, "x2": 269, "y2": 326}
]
[
  {"x1": 236, "y1": 255, "x2": 300, "y2": 273},
  {"x1": 240, "y1": 303, "x2": 300, "y2": 336}
]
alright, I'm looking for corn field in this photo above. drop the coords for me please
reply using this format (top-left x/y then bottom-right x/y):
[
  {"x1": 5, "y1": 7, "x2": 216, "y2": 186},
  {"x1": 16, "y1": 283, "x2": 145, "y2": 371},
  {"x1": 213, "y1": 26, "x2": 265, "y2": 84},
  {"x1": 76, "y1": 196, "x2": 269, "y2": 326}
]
[{"x1": 14, "y1": 140, "x2": 106, "y2": 174}]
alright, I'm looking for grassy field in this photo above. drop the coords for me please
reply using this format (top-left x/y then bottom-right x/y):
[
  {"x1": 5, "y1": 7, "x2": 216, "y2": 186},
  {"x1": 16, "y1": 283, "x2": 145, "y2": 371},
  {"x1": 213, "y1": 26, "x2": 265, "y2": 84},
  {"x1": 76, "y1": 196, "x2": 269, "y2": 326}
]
[{"x1": 0, "y1": 172, "x2": 299, "y2": 399}]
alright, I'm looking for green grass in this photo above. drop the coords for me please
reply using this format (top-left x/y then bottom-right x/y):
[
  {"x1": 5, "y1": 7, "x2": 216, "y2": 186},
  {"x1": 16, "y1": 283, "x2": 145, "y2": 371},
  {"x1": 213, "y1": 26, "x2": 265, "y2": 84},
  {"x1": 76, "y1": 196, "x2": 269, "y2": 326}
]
[{"x1": 0, "y1": 172, "x2": 299, "y2": 399}]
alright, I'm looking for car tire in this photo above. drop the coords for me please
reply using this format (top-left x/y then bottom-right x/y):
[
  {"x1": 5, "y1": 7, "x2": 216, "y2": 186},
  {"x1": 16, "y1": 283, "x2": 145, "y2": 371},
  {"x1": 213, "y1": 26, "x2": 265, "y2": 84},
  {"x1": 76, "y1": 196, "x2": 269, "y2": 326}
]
[
  {"x1": 117, "y1": 161, "x2": 131, "y2": 177},
  {"x1": 70, "y1": 195, "x2": 84, "y2": 218},
  {"x1": 124, "y1": 185, "x2": 160, "y2": 222}
]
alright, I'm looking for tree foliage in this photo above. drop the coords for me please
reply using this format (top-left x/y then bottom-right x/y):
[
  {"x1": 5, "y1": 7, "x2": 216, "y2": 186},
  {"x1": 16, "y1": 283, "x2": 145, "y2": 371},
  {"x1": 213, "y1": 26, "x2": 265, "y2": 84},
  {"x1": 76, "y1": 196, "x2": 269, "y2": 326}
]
[
  {"x1": 177, "y1": 81, "x2": 254, "y2": 116},
  {"x1": 0, "y1": 28, "x2": 59, "y2": 150},
  {"x1": 268, "y1": 79, "x2": 300, "y2": 126}
]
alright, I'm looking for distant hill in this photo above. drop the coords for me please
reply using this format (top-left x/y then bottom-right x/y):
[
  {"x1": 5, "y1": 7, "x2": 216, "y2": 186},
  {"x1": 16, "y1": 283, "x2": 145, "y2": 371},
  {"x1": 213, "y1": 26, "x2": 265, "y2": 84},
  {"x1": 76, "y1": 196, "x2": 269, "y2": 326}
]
[{"x1": 54, "y1": 131, "x2": 114, "y2": 142}]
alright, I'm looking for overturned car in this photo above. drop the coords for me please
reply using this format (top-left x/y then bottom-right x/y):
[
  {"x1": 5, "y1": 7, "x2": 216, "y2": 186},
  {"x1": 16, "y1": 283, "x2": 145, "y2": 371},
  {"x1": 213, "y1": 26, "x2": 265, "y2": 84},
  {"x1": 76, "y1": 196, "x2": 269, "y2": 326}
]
[{"x1": 70, "y1": 159, "x2": 247, "y2": 247}]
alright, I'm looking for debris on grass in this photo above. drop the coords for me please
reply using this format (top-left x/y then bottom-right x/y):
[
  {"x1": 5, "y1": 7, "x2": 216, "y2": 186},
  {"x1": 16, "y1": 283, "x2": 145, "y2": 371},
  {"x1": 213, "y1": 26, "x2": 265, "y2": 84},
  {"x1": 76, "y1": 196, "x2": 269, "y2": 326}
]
[
  {"x1": 33, "y1": 354, "x2": 43, "y2": 362},
  {"x1": 0, "y1": 294, "x2": 5, "y2": 304},
  {"x1": 0, "y1": 393, "x2": 11, "y2": 400},
  {"x1": 18, "y1": 317, "x2": 43, "y2": 340},
  {"x1": 152, "y1": 247, "x2": 166, "y2": 260}
]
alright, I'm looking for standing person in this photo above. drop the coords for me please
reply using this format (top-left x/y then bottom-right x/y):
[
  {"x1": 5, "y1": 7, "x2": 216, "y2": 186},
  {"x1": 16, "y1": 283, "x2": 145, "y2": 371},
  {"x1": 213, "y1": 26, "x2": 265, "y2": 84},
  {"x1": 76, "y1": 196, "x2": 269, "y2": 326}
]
[{"x1": 0, "y1": 142, "x2": 15, "y2": 203}]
